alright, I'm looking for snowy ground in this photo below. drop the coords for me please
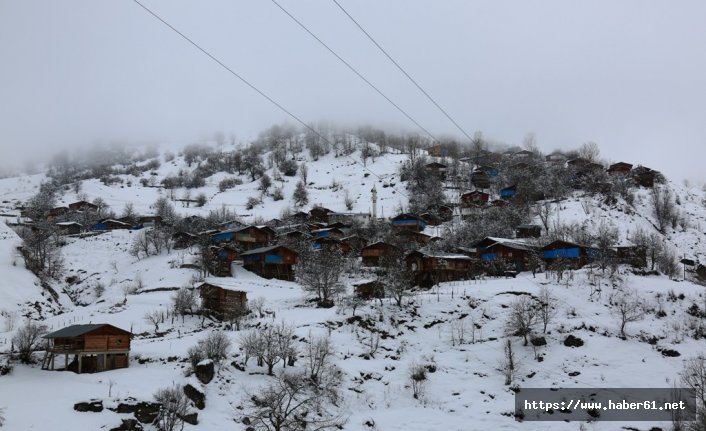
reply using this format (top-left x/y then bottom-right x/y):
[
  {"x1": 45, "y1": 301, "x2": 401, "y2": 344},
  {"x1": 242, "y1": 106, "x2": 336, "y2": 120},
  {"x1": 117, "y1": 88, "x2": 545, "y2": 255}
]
[{"x1": 1, "y1": 145, "x2": 706, "y2": 430}]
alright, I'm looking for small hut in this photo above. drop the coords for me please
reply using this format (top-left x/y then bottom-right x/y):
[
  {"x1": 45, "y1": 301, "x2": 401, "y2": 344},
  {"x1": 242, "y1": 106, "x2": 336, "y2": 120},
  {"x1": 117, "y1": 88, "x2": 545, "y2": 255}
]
[{"x1": 42, "y1": 324, "x2": 131, "y2": 373}]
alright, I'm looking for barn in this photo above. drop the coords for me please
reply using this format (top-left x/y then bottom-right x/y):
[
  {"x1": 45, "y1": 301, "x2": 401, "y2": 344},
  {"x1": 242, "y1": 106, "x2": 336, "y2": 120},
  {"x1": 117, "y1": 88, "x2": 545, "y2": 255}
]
[
  {"x1": 240, "y1": 245, "x2": 299, "y2": 280},
  {"x1": 42, "y1": 324, "x2": 131, "y2": 373},
  {"x1": 198, "y1": 280, "x2": 249, "y2": 320}
]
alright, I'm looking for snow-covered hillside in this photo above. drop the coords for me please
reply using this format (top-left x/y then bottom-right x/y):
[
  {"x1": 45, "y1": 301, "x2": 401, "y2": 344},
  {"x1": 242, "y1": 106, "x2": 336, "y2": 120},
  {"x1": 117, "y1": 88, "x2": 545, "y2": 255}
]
[{"x1": 1, "y1": 140, "x2": 706, "y2": 431}]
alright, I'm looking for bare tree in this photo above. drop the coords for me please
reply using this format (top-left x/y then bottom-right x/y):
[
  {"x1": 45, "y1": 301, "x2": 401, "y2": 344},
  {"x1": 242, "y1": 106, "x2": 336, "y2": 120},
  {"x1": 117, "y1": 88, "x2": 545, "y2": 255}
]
[
  {"x1": 12, "y1": 321, "x2": 48, "y2": 364},
  {"x1": 199, "y1": 331, "x2": 232, "y2": 366},
  {"x1": 379, "y1": 252, "x2": 413, "y2": 307},
  {"x1": 130, "y1": 230, "x2": 152, "y2": 260},
  {"x1": 305, "y1": 334, "x2": 334, "y2": 383},
  {"x1": 594, "y1": 220, "x2": 619, "y2": 273},
  {"x1": 610, "y1": 288, "x2": 644, "y2": 338},
  {"x1": 144, "y1": 309, "x2": 163, "y2": 333},
  {"x1": 296, "y1": 246, "x2": 346, "y2": 306},
  {"x1": 240, "y1": 370, "x2": 346, "y2": 431},
  {"x1": 681, "y1": 355, "x2": 706, "y2": 427},
  {"x1": 154, "y1": 385, "x2": 190, "y2": 431},
  {"x1": 501, "y1": 339, "x2": 516, "y2": 385},
  {"x1": 250, "y1": 297, "x2": 266, "y2": 318},
  {"x1": 537, "y1": 286, "x2": 556, "y2": 334},
  {"x1": 578, "y1": 141, "x2": 600, "y2": 162},
  {"x1": 535, "y1": 201, "x2": 553, "y2": 234},
  {"x1": 651, "y1": 185, "x2": 676, "y2": 233},
  {"x1": 409, "y1": 362, "x2": 428, "y2": 400},
  {"x1": 682, "y1": 355, "x2": 706, "y2": 412},
  {"x1": 172, "y1": 287, "x2": 197, "y2": 322},
  {"x1": 506, "y1": 296, "x2": 538, "y2": 345}
]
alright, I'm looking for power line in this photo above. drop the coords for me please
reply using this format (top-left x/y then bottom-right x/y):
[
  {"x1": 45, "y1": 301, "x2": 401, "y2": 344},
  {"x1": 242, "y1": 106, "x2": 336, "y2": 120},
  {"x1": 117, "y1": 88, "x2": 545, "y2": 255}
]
[
  {"x1": 269, "y1": 0, "x2": 440, "y2": 144},
  {"x1": 331, "y1": 0, "x2": 474, "y2": 143},
  {"x1": 130, "y1": 0, "x2": 408, "y2": 200}
]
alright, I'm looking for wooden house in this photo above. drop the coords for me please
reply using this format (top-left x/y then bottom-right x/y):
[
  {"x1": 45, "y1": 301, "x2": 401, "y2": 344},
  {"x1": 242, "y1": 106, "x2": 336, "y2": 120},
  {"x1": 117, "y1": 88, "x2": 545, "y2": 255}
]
[
  {"x1": 215, "y1": 245, "x2": 239, "y2": 276},
  {"x1": 545, "y1": 153, "x2": 567, "y2": 165},
  {"x1": 696, "y1": 265, "x2": 706, "y2": 281},
  {"x1": 406, "y1": 250, "x2": 474, "y2": 287},
  {"x1": 309, "y1": 206, "x2": 334, "y2": 223},
  {"x1": 361, "y1": 241, "x2": 399, "y2": 267},
  {"x1": 607, "y1": 162, "x2": 633, "y2": 177},
  {"x1": 211, "y1": 229, "x2": 240, "y2": 245},
  {"x1": 219, "y1": 219, "x2": 246, "y2": 231},
  {"x1": 68, "y1": 201, "x2": 98, "y2": 212},
  {"x1": 340, "y1": 235, "x2": 366, "y2": 251},
  {"x1": 329, "y1": 212, "x2": 371, "y2": 224},
  {"x1": 396, "y1": 230, "x2": 438, "y2": 245},
  {"x1": 240, "y1": 245, "x2": 298, "y2": 280},
  {"x1": 138, "y1": 215, "x2": 163, "y2": 227},
  {"x1": 312, "y1": 237, "x2": 351, "y2": 254},
  {"x1": 92, "y1": 219, "x2": 131, "y2": 231},
  {"x1": 500, "y1": 185, "x2": 517, "y2": 199},
  {"x1": 615, "y1": 245, "x2": 647, "y2": 268},
  {"x1": 541, "y1": 240, "x2": 598, "y2": 268},
  {"x1": 198, "y1": 280, "x2": 248, "y2": 320},
  {"x1": 172, "y1": 231, "x2": 198, "y2": 249},
  {"x1": 474, "y1": 237, "x2": 536, "y2": 272},
  {"x1": 42, "y1": 324, "x2": 131, "y2": 373},
  {"x1": 461, "y1": 191, "x2": 489, "y2": 206},
  {"x1": 515, "y1": 224, "x2": 542, "y2": 238},
  {"x1": 513, "y1": 149, "x2": 535, "y2": 158},
  {"x1": 233, "y1": 225, "x2": 275, "y2": 249},
  {"x1": 56, "y1": 221, "x2": 83, "y2": 235},
  {"x1": 311, "y1": 227, "x2": 345, "y2": 240},
  {"x1": 631, "y1": 166, "x2": 660, "y2": 188},
  {"x1": 491, "y1": 199, "x2": 508, "y2": 208},
  {"x1": 46, "y1": 206, "x2": 70, "y2": 221},
  {"x1": 427, "y1": 144, "x2": 448, "y2": 157},
  {"x1": 425, "y1": 162, "x2": 448, "y2": 179},
  {"x1": 471, "y1": 169, "x2": 491, "y2": 189},
  {"x1": 390, "y1": 213, "x2": 427, "y2": 232},
  {"x1": 354, "y1": 280, "x2": 385, "y2": 299}
]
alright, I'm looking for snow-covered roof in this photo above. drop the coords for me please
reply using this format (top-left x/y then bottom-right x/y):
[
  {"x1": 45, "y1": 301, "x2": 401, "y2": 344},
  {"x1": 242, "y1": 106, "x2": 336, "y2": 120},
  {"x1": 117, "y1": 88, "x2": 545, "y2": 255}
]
[{"x1": 198, "y1": 278, "x2": 252, "y2": 293}]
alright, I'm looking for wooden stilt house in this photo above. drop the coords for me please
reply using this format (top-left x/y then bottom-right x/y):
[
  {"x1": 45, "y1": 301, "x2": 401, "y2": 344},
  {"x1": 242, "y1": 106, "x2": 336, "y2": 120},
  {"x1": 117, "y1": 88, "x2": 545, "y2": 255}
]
[{"x1": 42, "y1": 324, "x2": 131, "y2": 373}]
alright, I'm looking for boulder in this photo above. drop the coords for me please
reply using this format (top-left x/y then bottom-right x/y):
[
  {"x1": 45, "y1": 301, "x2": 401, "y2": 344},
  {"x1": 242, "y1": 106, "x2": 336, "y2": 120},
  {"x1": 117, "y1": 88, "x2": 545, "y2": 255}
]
[
  {"x1": 195, "y1": 359, "x2": 214, "y2": 384},
  {"x1": 109, "y1": 419, "x2": 144, "y2": 431},
  {"x1": 116, "y1": 401, "x2": 161, "y2": 424},
  {"x1": 180, "y1": 412, "x2": 198, "y2": 425},
  {"x1": 73, "y1": 400, "x2": 103, "y2": 412},
  {"x1": 563, "y1": 335, "x2": 584, "y2": 348},
  {"x1": 184, "y1": 384, "x2": 206, "y2": 410}
]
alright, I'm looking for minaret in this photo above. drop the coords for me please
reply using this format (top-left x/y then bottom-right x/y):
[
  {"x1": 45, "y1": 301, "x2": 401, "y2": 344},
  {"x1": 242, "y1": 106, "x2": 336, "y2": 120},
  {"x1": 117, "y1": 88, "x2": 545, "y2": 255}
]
[{"x1": 371, "y1": 184, "x2": 377, "y2": 221}]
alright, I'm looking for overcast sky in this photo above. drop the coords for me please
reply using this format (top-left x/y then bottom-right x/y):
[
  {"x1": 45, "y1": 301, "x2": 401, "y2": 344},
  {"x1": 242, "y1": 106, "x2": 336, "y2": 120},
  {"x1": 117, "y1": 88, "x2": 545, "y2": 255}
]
[{"x1": 1, "y1": 0, "x2": 705, "y2": 183}]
